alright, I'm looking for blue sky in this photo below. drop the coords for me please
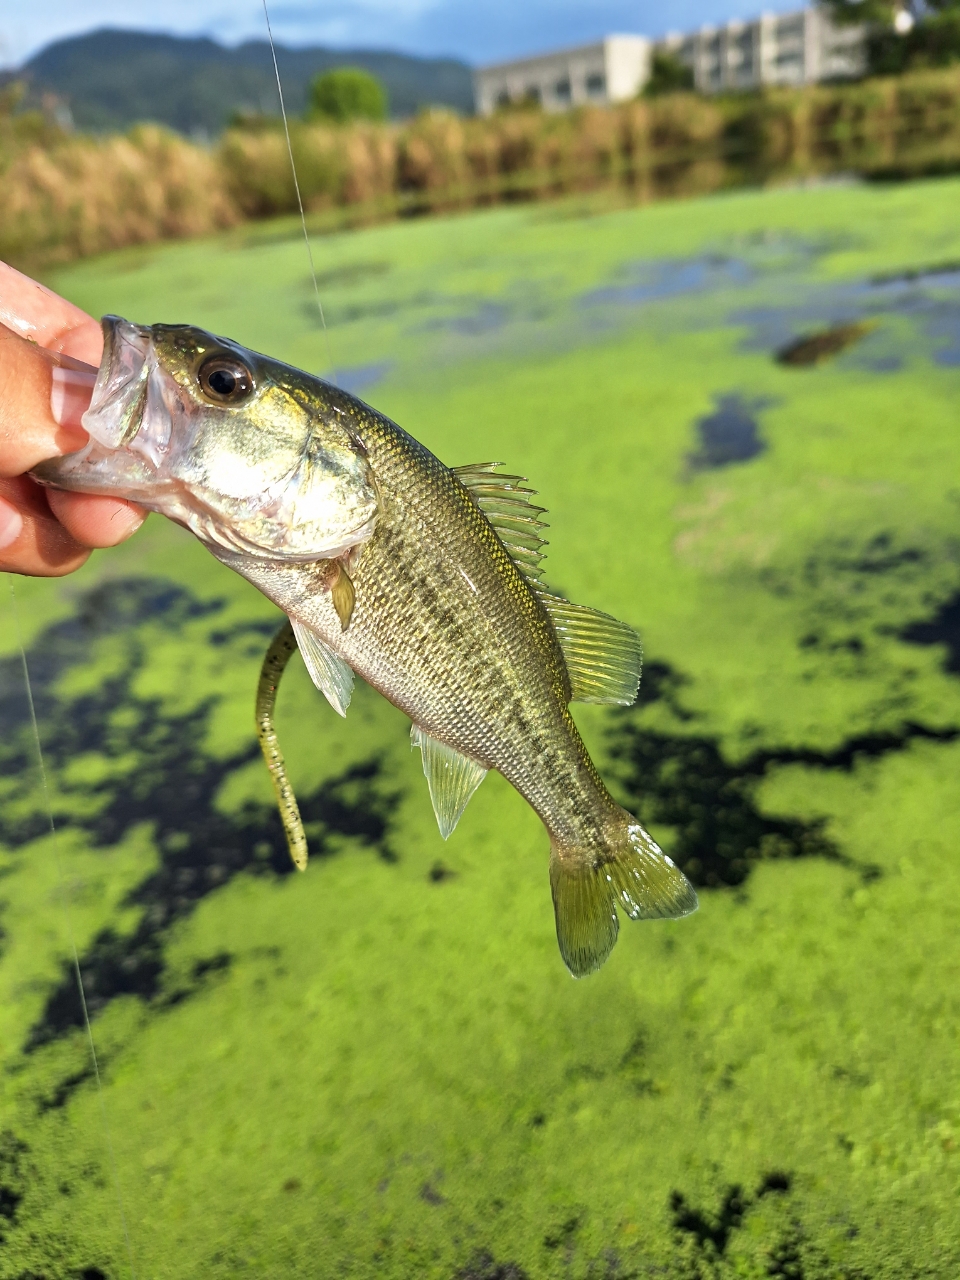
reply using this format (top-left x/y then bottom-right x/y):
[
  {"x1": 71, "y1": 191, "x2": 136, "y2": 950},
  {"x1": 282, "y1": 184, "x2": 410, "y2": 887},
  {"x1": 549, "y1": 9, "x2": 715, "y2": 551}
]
[{"x1": 4, "y1": 0, "x2": 808, "y2": 69}]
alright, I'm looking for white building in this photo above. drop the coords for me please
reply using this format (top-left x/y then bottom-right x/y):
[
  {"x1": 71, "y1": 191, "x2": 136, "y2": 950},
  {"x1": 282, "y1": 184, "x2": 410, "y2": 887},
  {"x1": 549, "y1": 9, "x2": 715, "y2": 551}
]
[
  {"x1": 473, "y1": 36, "x2": 651, "y2": 116},
  {"x1": 473, "y1": 9, "x2": 867, "y2": 114},
  {"x1": 662, "y1": 7, "x2": 867, "y2": 94}
]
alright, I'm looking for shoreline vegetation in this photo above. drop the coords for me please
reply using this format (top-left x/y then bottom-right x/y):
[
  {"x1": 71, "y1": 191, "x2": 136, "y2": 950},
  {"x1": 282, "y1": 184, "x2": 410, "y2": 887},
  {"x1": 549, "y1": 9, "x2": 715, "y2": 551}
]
[{"x1": 3, "y1": 65, "x2": 960, "y2": 271}]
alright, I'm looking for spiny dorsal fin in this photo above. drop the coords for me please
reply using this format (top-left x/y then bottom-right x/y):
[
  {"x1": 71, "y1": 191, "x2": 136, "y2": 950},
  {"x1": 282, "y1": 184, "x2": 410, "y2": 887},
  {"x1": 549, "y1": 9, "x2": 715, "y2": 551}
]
[
  {"x1": 453, "y1": 462, "x2": 548, "y2": 582},
  {"x1": 534, "y1": 588, "x2": 642, "y2": 706},
  {"x1": 411, "y1": 724, "x2": 488, "y2": 839},
  {"x1": 291, "y1": 618, "x2": 355, "y2": 717}
]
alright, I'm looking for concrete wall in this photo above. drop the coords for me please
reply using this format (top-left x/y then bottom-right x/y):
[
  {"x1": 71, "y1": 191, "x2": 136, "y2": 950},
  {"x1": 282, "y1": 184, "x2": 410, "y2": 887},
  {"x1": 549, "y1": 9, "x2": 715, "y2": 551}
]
[
  {"x1": 661, "y1": 7, "x2": 867, "y2": 95},
  {"x1": 474, "y1": 36, "x2": 651, "y2": 116},
  {"x1": 474, "y1": 9, "x2": 867, "y2": 115}
]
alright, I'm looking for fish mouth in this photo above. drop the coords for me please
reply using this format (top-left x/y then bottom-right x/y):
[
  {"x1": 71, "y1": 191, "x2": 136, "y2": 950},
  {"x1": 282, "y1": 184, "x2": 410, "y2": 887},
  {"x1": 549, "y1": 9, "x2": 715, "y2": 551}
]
[
  {"x1": 82, "y1": 316, "x2": 153, "y2": 449},
  {"x1": 32, "y1": 316, "x2": 166, "y2": 498}
]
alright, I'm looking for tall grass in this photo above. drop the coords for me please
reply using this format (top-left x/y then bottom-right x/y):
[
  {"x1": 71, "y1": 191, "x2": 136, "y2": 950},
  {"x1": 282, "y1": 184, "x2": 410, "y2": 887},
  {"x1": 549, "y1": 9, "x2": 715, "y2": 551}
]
[
  {"x1": 0, "y1": 126, "x2": 238, "y2": 268},
  {"x1": 3, "y1": 65, "x2": 960, "y2": 270}
]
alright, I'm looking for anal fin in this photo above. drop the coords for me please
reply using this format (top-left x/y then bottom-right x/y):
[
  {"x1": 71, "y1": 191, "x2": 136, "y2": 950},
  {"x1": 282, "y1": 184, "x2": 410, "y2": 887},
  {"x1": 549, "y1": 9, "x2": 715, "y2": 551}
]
[
  {"x1": 411, "y1": 725, "x2": 487, "y2": 839},
  {"x1": 291, "y1": 618, "x2": 355, "y2": 717}
]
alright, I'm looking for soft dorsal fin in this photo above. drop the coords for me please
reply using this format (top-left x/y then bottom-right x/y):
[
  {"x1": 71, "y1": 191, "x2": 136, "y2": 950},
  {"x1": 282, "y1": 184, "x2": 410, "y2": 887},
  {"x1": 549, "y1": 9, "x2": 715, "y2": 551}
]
[
  {"x1": 453, "y1": 462, "x2": 548, "y2": 582},
  {"x1": 535, "y1": 588, "x2": 642, "y2": 706},
  {"x1": 411, "y1": 724, "x2": 488, "y2": 839},
  {"x1": 291, "y1": 618, "x2": 355, "y2": 717}
]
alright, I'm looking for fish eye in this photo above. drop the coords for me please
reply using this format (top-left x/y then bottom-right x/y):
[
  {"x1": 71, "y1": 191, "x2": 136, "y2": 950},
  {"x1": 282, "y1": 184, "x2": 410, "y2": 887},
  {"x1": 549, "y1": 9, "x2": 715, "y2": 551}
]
[{"x1": 198, "y1": 355, "x2": 254, "y2": 404}]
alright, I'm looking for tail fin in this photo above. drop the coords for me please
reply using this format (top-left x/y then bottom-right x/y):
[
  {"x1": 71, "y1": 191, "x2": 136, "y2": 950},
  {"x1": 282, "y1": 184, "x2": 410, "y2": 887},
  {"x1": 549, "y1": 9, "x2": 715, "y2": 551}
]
[{"x1": 549, "y1": 813, "x2": 698, "y2": 978}]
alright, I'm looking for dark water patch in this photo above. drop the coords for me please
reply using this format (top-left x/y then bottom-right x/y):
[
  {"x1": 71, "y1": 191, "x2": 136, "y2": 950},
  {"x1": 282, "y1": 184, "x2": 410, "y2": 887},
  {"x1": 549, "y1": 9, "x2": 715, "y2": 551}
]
[
  {"x1": 767, "y1": 1231, "x2": 805, "y2": 1280},
  {"x1": 857, "y1": 353, "x2": 903, "y2": 372},
  {"x1": 611, "y1": 720, "x2": 839, "y2": 889},
  {"x1": 454, "y1": 1253, "x2": 530, "y2": 1280},
  {"x1": 670, "y1": 1171, "x2": 791, "y2": 1258},
  {"x1": 164, "y1": 952, "x2": 235, "y2": 1009},
  {"x1": 28, "y1": 750, "x2": 392, "y2": 1048},
  {"x1": 735, "y1": 260, "x2": 960, "y2": 365},
  {"x1": 303, "y1": 297, "x2": 409, "y2": 327},
  {"x1": 208, "y1": 618, "x2": 280, "y2": 647},
  {"x1": 734, "y1": 299, "x2": 863, "y2": 357},
  {"x1": 436, "y1": 302, "x2": 510, "y2": 336},
  {"x1": 0, "y1": 579, "x2": 399, "y2": 1051},
  {"x1": 334, "y1": 360, "x2": 394, "y2": 396},
  {"x1": 901, "y1": 591, "x2": 960, "y2": 674},
  {"x1": 808, "y1": 530, "x2": 926, "y2": 579},
  {"x1": 611, "y1": 660, "x2": 958, "y2": 890},
  {"x1": 428, "y1": 860, "x2": 456, "y2": 883},
  {"x1": 543, "y1": 1214, "x2": 582, "y2": 1250},
  {"x1": 619, "y1": 1029, "x2": 661, "y2": 1096},
  {"x1": 730, "y1": 227, "x2": 861, "y2": 273},
  {"x1": 0, "y1": 1132, "x2": 27, "y2": 1240},
  {"x1": 776, "y1": 321, "x2": 873, "y2": 367},
  {"x1": 314, "y1": 260, "x2": 391, "y2": 289},
  {"x1": 37, "y1": 1067, "x2": 96, "y2": 1114},
  {"x1": 871, "y1": 260, "x2": 960, "y2": 286},
  {"x1": 687, "y1": 394, "x2": 770, "y2": 471},
  {"x1": 671, "y1": 1185, "x2": 748, "y2": 1255},
  {"x1": 579, "y1": 255, "x2": 752, "y2": 310},
  {"x1": 925, "y1": 302, "x2": 960, "y2": 366}
]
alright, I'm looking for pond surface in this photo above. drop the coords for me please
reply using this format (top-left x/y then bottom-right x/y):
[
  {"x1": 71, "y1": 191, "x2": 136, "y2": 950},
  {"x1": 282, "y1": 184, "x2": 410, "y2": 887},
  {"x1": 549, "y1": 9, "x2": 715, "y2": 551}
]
[{"x1": 2, "y1": 176, "x2": 960, "y2": 1277}]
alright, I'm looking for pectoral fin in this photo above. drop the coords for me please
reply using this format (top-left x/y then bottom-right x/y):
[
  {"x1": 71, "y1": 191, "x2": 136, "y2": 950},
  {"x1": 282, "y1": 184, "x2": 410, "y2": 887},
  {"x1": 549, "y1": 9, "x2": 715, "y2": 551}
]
[
  {"x1": 291, "y1": 618, "x2": 354, "y2": 717},
  {"x1": 331, "y1": 565, "x2": 355, "y2": 631},
  {"x1": 411, "y1": 725, "x2": 487, "y2": 839}
]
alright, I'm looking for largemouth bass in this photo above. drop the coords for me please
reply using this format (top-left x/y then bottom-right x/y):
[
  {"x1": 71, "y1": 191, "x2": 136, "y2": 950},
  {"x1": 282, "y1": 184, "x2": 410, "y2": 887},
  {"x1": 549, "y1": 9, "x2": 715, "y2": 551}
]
[{"x1": 34, "y1": 317, "x2": 697, "y2": 976}]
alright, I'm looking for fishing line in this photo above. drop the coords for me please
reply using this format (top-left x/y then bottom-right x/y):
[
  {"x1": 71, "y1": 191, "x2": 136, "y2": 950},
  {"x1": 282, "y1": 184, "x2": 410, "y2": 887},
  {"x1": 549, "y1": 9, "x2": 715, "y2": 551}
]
[
  {"x1": 7, "y1": 578, "x2": 137, "y2": 1279},
  {"x1": 261, "y1": 0, "x2": 337, "y2": 384}
]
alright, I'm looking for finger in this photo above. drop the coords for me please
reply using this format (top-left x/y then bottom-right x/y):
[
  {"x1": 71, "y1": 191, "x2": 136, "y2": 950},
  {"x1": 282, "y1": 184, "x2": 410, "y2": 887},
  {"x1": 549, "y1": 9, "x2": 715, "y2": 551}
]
[
  {"x1": 46, "y1": 490, "x2": 146, "y2": 548},
  {"x1": 0, "y1": 260, "x2": 103, "y2": 365},
  {"x1": 0, "y1": 476, "x2": 91, "y2": 577},
  {"x1": 0, "y1": 324, "x2": 91, "y2": 474}
]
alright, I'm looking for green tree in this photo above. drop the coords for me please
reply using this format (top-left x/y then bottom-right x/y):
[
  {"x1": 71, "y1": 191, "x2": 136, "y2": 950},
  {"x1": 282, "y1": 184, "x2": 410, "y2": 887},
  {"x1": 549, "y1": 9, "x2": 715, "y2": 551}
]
[
  {"x1": 306, "y1": 68, "x2": 388, "y2": 123},
  {"x1": 820, "y1": 0, "x2": 960, "y2": 25},
  {"x1": 642, "y1": 51, "x2": 695, "y2": 98}
]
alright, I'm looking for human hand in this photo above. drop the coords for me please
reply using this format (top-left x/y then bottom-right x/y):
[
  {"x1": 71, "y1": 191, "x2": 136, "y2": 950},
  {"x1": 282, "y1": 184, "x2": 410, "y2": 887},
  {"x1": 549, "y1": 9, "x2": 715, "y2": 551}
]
[{"x1": 0, "y1": 260, "x2": 145, "y2": 576}]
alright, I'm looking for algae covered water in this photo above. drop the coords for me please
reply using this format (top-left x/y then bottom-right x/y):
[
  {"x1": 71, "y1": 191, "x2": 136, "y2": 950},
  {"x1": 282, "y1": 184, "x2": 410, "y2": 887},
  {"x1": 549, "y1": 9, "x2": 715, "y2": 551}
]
[{"x1": 1, "y1": 177, "x2": 959, "y2": 1276}]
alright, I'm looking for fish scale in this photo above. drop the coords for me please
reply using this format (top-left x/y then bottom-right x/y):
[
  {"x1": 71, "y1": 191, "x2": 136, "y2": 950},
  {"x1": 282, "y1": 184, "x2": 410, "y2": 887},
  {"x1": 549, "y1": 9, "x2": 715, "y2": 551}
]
[{"x1": 34, "y1": 316, "x2": 698, "y2": 976}]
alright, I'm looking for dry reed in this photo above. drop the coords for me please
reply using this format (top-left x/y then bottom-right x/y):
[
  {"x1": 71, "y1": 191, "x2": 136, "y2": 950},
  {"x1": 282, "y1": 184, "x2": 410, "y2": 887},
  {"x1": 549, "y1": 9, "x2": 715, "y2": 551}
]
[{"x1": 2, "y1": 66, "x2": 960, "y2": 271}]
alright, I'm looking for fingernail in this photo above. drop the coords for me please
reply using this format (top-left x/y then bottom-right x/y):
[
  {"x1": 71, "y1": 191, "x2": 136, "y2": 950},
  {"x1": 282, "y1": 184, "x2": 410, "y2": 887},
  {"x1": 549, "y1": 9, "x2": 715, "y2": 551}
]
[
  {"x1": 50, "y1": 365, "x2": 97, "y2": 430},
  {"x1": 0, "y1": 500, "x2": 24, "y2": 550}
]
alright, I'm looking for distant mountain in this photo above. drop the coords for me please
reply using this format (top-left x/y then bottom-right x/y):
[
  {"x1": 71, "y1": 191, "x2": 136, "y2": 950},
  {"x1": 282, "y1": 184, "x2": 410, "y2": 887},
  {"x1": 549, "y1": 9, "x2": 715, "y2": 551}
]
[{"x1": 20, "y1": 29, "x2": 475, "y2": 134}]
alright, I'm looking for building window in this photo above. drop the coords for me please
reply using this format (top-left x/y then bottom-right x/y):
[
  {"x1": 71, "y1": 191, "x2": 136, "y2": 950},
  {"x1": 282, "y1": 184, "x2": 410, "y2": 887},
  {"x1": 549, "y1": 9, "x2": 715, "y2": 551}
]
[
  {"x1": 585, "y1": 72, "x2": 606, "y2": 96},
  {"x1": 524, "y1": 84, "x2": 542, "y2": 104},
  {"x1": 496, "y1": 89, "x2": 511, "y2": 108},
  {"x1": 776, "y1": 18, "x2": 804, "y2": 39},
  {"x1": 554, "y1": 76, "x2": 571, "y2": 102}
]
